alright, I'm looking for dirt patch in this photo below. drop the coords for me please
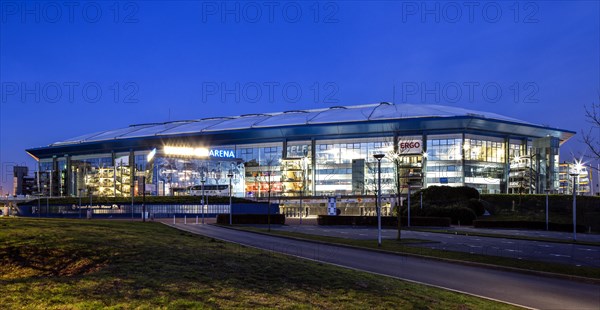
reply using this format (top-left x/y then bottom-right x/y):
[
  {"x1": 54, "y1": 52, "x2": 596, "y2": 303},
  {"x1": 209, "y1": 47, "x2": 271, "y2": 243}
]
[{"x1": 0, "y1": 245, "x2": 107, "y2": 278}]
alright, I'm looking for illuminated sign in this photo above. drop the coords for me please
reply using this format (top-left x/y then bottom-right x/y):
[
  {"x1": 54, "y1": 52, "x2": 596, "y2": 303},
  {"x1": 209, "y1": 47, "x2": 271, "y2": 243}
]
[
  {"x1": 209, "y1": 149, "x2": 235, "y2": 158},
  {"x1": 163, "y1": 146, "x2": 235, "y2": 158},
  {"x1": 398, "y1": 140, "x2": 423, "y2": 154},
  {"x1": 147, "y1": 148, "x2": 157, "y2": 162}
]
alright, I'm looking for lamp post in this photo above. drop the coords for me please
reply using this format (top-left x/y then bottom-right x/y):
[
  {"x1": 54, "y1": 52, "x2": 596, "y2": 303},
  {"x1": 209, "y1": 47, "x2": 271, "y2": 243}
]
[
  {"x1": 407, "y1": 184, "x2": 411, "y2": 227},
  {"x1": 544, "y1": 189, "x2": 550, "y2": 231},
  {"x1": 200, "y1": 178, "x2": 206, "y2": 224},
  {"x1": 4, "y1": 194, "x2": 8, "y2": 217},
  {"x1": 373, "y1": 154, "x2": 385, "y2": 247},
  {"x1": 228, "y1": 173, "x2": 234, "y2": 225},
  {"x1": 78, "y1": 188, "x2": 84, "y2": 219},
  {"x1": 142, "y1": 175, "x2": 146, "y2": 222},
  {"x1": 569, "y1": 162, "x2": 582, "y2": 241},
  {"x1": 300, "y1": 152, "x2": 308, "y2": 225}
]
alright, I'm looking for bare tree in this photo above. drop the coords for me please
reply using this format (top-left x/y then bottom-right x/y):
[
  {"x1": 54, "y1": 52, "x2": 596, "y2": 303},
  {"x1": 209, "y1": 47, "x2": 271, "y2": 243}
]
[
  {"x1": 583, "y1": 99, "x2": 600, "y2": 160},
  {"x1": 259, "y1": 156, "x2": 280, "y2": 231}
]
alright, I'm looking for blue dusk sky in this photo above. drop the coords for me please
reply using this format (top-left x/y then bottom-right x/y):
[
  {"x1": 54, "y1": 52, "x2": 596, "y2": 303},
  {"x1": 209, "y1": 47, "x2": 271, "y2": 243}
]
[{"x1": 0, "y1": 0, "x2": 599, "y2": 194}]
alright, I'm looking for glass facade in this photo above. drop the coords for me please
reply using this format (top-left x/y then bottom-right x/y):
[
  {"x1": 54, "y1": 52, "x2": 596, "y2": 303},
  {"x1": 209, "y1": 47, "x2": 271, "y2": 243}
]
[
  {"x1": 426, "y1": 135, "x2": 463, "y2": 187},
  {"x1": 33, "y1": 134, "x2": 561, "y2": 198}
]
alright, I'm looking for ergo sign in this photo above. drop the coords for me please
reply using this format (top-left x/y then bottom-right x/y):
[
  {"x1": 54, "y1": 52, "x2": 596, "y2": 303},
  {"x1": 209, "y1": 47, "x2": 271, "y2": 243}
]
[{"x1": 398, "y1": 140, "x2": 422, "y2": 154}]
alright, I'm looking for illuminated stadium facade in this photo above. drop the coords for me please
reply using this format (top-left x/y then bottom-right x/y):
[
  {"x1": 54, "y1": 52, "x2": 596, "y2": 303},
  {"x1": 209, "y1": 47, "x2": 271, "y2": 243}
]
[{"x1": 26, "y1": 103, "x2": 574, "y2": 202}]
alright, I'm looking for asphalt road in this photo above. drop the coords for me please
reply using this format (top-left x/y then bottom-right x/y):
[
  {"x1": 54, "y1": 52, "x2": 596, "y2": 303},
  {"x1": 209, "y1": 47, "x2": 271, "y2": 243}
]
[
  {"x1": 168, "y1": 223, "x2": 600, "y2": 310},
  {"x1": 269, "y1": 225, "x2": 600, "y2": 267}
]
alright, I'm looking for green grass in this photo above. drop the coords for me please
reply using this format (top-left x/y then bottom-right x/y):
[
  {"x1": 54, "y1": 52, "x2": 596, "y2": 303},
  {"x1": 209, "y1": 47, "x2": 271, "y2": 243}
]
[
  {"x1": 234, "y1": 227, "x2": 600, "y2": 281},
  {"x1": 0, "y1": 218, "x2": 519, "y2": 309}
]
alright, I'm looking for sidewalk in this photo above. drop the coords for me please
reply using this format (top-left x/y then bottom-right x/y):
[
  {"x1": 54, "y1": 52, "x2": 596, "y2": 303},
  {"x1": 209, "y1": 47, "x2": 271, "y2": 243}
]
[{"x1": 440, "y1": 226, "x2": 600, "y2": 243}]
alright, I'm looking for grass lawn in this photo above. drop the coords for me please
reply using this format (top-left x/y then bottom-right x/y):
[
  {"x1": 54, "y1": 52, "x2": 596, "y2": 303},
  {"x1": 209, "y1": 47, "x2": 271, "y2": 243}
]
[
  {"x1": 234, "y1": 227, "x2": 600, "y2": 281},
  {"x1": 0, "y1": 218, "x2": 519, "y2": 309}
]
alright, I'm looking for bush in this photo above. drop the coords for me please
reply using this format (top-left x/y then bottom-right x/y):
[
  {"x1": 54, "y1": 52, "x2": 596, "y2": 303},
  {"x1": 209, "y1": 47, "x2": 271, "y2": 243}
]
[
  {"x1": 418, "y1": 186, "x2": 479, "y2": 206},
  {"x1": 317, "y1": 215, "x2": 450, "y2": 227},
  {"x1": 459, "y1": 199, "x2": 485, "y2": 217},
  {"x1": 410, "y1": 206, "x2": 477, "y2": 225},
  {"x1": 216, "y1": 214, "x2": 285, "y2": 225}
]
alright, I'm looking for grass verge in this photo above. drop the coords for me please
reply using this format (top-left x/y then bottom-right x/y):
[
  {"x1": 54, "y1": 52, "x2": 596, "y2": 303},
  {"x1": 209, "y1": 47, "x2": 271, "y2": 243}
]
[
  {"x1": 234, "y1": 226, "x2": 600, "y2": 281},
  {"x1": 0, "y1": 218, "x2": 519, "y2": 309}
]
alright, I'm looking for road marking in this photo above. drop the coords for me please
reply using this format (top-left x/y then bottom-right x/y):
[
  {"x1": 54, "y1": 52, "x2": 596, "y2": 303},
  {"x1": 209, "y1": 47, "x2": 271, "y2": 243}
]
[
  {"x1": 549, "y1": 254, "x2": 570, "y2": 258},
  {"x1": 577, "y1": 248, "x2": 598, "y2": 252},
  {"x1": 505, "y1": 249, "x2": 522, "y2": 253},
  {"x1": 501, "y1": 241, "x2": 514, "y2": 244},
  {"x1": 537, "y1": 244, "x2": 552, "y2": 248}
]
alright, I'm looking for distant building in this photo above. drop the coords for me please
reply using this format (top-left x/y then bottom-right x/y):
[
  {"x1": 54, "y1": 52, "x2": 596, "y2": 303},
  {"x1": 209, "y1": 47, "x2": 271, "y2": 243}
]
[
  {"x1": 13, "y1": 166, "x2": 34, "y2": 196},
  {"x1": 558, "y1": 162, "x2": 592, "y2": 195}
]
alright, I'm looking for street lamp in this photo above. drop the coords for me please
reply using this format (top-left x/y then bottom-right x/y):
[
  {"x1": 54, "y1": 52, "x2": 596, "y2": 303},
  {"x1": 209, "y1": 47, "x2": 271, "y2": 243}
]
[
  {"x1": 373, "y1": 153, "x2": 385, "y2": 247},
  {"x1": 544, "y1": 189, "x2": 550, "y2": 231},
  {"x1": 300, "y1": 151, "x2": 308, "y2": 225},
  {"x1": 569, "y1": 161, "x2": 582, "y2": 241},
  {"x1": 142, "y1": 175, "x2": 146, "y2": 222},
  {"x1": 407, "y1": 184, "x2": 411, "y2": 227},
  {"x1": 227, "y1": 173, "x2": 234, "y2": 225},
  {"x1": 4, "y1": 194, "x2": 8, "y2": 217},
  {"x1": 200, "y1": 178, "x2": 206, "y2": 224},
  {"x1": 78, "y1": 188, "x2": 84, "y2": 219}
]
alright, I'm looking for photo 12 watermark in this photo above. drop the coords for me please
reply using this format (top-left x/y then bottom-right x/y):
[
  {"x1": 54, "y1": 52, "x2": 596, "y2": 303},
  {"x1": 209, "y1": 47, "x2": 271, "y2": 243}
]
[
  {"x1": 200, "y1": 1, "x2": 339, "y2": 24},
  {"x1": 0, "y1": 1, "x2": 139, "y2": 24},
  {"x1": 396, "y1": 81, "x2": 539, "y2": 104},
  {"x1": 399, "y1": 1, "x2": 539, "y2": 24},
  {"x1": 1, "y1": 81, "x2": 140, "y2": 104},
  {"x1": 201, "y1": 81, "x2": 339, "y2": 104}
]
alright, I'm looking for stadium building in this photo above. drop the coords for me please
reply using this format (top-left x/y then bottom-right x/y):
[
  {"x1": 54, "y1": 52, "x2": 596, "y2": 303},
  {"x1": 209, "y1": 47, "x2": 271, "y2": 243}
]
[{"x1": 26, "y1": 103, "x2": 574, "y2": 207}]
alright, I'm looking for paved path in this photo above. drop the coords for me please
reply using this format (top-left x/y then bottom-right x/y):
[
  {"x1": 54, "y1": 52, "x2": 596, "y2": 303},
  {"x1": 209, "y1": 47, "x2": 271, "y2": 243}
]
[
  {"x1": 167, "y1": 223, "x2": 600, "y2": 310},
  {"x1": 267, "y1": 225, "x2": 600, "y2": 267}
]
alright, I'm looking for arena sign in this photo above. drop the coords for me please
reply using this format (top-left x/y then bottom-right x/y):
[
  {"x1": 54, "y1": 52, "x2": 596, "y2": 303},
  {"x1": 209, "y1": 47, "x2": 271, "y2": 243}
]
[
  {"x1": 398, "y1": 140, "x2": 423, "y2": 154},
  {"x1": 163, "y1": 146, "x2": 235, "y2": 158}
]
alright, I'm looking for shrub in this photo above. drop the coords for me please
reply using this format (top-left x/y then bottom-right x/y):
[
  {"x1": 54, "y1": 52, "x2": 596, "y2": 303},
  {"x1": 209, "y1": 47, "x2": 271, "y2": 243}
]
[
  {"x1": 418, "y1": 186, "x2": 479, "y2": 206},
  {"x1": 409, "y1": 206, "x2": 476, "y2": 225},
  {"x1": 459, "y1": 199, "x2": 485, "y2": 216}
]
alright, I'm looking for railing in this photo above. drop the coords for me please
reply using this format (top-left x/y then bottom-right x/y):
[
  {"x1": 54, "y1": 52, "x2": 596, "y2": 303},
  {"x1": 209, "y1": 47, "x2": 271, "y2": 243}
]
[{"x1": 23, "y1": 204, "x2": 231, "y2": 218}]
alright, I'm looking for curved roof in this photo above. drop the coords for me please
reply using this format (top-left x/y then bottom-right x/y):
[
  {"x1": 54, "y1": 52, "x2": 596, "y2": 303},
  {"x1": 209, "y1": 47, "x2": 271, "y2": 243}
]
[{"x1": 49, "y1": 102, "x2": 547, "y2": 147}]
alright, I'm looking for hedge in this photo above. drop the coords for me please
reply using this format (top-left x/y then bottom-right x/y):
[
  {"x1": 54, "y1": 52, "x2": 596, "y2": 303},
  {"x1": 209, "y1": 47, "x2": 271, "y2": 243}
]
[
  {"x1": 416, "y1": 186, "x2": 479, "y2": 206},
  {"x1": 317, "y1": 215, "x2": 450, "y2": 227},
  {"x1": 473, "y1": 220, "x2": 588, "y2": 233},
  {"x1": 216, "y1": 214, "x2": 285, "y2": 225},
  {"x1": 408, "y1": 206, "x2": 477, "y2": 225}
]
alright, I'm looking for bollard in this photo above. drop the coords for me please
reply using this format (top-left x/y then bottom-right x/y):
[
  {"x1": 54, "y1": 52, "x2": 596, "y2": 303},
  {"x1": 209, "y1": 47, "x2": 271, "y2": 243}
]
[
  {"x1": 173, "y1": 215, "x2": 175, "y2": 224},
  {"x1": 196, "y1": 215, "x2": 198, "y2": 224},
  {"x1": 184, "y1": 215, "x2": 187, "y2": 224}
]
